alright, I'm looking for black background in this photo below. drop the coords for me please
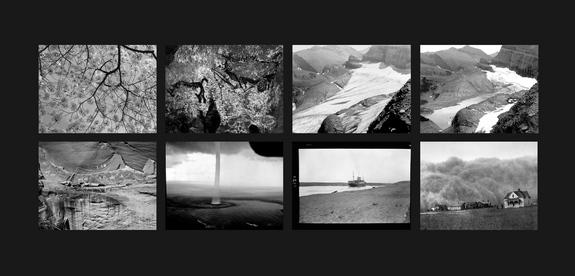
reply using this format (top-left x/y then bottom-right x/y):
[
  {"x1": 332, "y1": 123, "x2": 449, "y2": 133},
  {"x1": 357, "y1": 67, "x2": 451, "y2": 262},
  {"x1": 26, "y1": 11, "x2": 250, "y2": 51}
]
[{"x1": 4, "y1": 1, "x2": 571, "y2": 273}]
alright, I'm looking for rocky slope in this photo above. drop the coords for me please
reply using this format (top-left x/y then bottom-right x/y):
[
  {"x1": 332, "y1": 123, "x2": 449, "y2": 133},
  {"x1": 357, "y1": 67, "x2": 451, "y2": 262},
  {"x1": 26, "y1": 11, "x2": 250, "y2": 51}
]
[
  {"x1": 421, "y1": 69, "x2": 494, "y2": 110},
  {"x1": 450, "y1": 91, "x2": 525, "y2": 133},
  {"x1": 367, "y1": 79, "x2": 411, "y2": 133},
  {"x1": 294, "y1": 45, "x2": 362, "y2": 73},
  {"x1": 420, "y1": 45, "x2": 538, "y2": 133},
  {"x1": 317, "y1": 94, "x2": 392, "y2": 133},
  {"x1": 492, "y1": 83, "x2": 539, "y2": 133},
  {"x1": 420, "y1": 46, "x2": 498, "y2": 112},
  {"x1": 421, "y1": 47, "x2": 478, "y2": 71},
  {"x1": 318, "y1": 114, "x2": 344, "y2": 133},
  {"x1": 292, "y1": 66, "x2": 352, "y2": 112},
  {"x1": 492, "y1": 45, "x2": 538, "y2": 78},
  {"x1": 420, "y1": 116, "x2": 442, "y2": 133},
  {"x1": 458, "y1": 45, "x2": 493, "y2": 62},
  {"x1": 294, "y1": 63, "x2": 409, "y2": 133},
  {"x1": 293, "y1": 54, "x2": 316, "y2": 72},
  {"x1": 362, "y1": 45, "x2": 411, "y2": 70},
  {"x1": 317, "y1": 80, "x2": 412, "y2": 134}
]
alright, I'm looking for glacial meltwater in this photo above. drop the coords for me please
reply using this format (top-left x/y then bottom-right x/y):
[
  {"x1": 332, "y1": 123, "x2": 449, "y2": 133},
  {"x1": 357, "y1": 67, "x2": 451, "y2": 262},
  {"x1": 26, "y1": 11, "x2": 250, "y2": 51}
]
[
  {"x1": 426, "y1": 94, "x2": 495, "y2": 130},
  {"x1": 427, "y1": 65, "x2": 537, "y2": 130}
]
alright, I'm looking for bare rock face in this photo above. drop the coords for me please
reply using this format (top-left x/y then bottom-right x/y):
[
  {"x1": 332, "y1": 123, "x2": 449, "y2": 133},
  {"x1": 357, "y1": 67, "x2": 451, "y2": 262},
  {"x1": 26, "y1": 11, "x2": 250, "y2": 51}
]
[
  {"x1": 344, "y1": 55, "x2": 362, "y2": 69},
  {"x1": 492, "y1": 45, "x2": 538, "y2": 78},
  {"x1": 492, "y1": 83, "x2": 539, "y2": 133},
  {"x1": 318, "y1": 114, "x2": 344, "y2": 133},
  {"x1": 363, "y1": 45, "x2": 411, "y2": 70},
  {"x1": 315, "y1": 93, "x2": 391, "y2": 133},
  {"x1": 367, "y1": 79, "x2": 411, "y2": 133},
  {"x1": 39, "y1": 193, "x2": 128, "y2": 230},
  {"x1": 451, "y1": 108, "x2": 484, "y2": 133},
  {"x1": 420, "y1": 116, "x2": 441, "y2": 133}
]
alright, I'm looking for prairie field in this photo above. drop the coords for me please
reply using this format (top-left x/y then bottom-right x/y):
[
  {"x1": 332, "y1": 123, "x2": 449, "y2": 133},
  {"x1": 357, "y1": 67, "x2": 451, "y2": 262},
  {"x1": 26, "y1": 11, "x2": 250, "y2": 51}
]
[{"x1": 420, "y1": 206, "x2": 537, "y2": 230}]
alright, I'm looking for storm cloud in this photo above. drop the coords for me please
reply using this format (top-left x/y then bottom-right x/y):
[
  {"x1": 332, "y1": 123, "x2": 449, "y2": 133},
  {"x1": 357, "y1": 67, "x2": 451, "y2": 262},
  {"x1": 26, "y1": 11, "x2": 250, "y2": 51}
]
[
  {"x1": 420, "y1": 156, "x2": 537, "y2": 211},
  {"x1": 166, "y1": 142, "x2": 281, "y2": 168},
  {"x1": 167, "y1": 142, "x2": 250, "y2": 156}
]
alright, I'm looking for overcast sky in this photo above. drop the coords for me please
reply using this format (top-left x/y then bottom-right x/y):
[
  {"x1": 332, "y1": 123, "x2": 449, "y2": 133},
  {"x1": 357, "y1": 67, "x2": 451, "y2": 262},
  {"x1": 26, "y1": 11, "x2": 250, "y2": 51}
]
[
  {"x1": 166, "y1": 142, "x2": 282, "y2": 187},
  {"x1": 421, "y1": 142, "x2": 537, "y2": 163},
  {"x1": 293, "y1": 45, "x2": 372, "y2": 53},
  {"x1": 298, "y1": 148, "x2": 410, "y2": 183},
  {"x1": 420, "y1": 45, "x2": 502, "y2": 55}
]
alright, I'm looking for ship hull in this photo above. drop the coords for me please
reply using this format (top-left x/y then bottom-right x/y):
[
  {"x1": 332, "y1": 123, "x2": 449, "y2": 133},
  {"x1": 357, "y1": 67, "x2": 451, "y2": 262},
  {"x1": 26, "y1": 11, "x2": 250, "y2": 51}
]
[{"x1": 348, "y1": 181, "x2": 367, "y2": 187}]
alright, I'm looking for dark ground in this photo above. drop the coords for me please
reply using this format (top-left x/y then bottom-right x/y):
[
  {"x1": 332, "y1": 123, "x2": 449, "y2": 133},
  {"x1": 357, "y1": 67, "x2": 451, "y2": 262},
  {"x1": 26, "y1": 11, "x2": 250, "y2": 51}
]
[
  {"x1": 421, "y1": 206, "x2": 537, "y2": 230},
  {"x1": 167, "y1": 195, "x2": 283, "y2": 230}
]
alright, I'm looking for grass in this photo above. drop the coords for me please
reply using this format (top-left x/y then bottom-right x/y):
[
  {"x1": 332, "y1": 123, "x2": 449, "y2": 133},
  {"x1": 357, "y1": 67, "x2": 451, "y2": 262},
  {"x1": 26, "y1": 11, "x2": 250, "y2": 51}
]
[{"x1": 420, "y1": 206, "x2": 537, "y2": 230}]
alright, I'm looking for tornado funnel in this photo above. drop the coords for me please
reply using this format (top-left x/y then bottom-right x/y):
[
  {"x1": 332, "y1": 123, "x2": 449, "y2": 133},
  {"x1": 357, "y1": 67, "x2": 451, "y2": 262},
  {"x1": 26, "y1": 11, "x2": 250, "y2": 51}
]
[{"x1": 211, "y1": 142, "x2": 221, "y2": 205}]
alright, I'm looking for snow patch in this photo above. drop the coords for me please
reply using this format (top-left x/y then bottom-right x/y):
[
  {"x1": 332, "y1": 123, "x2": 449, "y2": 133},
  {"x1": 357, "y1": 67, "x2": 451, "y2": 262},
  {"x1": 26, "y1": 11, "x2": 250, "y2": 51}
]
[
  {"x1": 475, "y1": 103, "x2": 514, "y2": 133},
  {"x1": 354, "y1": 97, "x2": 392, "y2": 133},
  {"x1": 486, "y1": 65, "x2": 537, "y2": 92},
  {"x1": 293, "y1": 63, "x2": 410, "y2": 133}
]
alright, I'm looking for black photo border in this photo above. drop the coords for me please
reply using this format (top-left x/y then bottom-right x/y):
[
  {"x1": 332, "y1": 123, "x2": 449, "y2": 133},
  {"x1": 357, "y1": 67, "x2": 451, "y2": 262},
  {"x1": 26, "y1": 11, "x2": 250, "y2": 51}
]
[{"x1": 292, "y1": 141, "x2": 411, "y2": 230}]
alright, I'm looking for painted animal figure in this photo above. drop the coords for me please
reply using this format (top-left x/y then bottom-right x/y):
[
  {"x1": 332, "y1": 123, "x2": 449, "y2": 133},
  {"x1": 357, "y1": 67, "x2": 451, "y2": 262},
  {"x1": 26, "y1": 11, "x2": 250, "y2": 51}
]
[
  {"x1": 168, "y1": 77, "x2": 209, "y2": 103},
  {"x1": 192, "y1": 77, "x2": 209, "y2": 103}
]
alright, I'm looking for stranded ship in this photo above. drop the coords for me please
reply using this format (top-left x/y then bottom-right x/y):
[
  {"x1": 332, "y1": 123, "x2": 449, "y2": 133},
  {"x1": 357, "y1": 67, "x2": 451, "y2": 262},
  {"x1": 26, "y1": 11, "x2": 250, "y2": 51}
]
[{"x1": 348, "y1": 172, "x2": 366, "y2": 187}]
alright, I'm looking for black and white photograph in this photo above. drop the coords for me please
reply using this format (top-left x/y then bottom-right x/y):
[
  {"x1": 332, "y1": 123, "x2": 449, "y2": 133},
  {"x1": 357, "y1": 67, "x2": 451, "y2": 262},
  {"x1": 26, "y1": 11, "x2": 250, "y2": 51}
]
[
  {"x1": 166, "y1": 142, "x2": 283, "y2": 229},
  {"x1": 295, "y1": 143, "x2": 410, "y2": 227},
  {"x1": 38, "y1": 45, "x2": 157, "y2": 133},
  {"x1": 165, "y1": 45, "x2": 283, "y2": 134},
  {"x1": 420, "y1": 45, "x2": 538, "y2": 133},
  {"x1": 292, "y1": 45, "x2": 411, "y2": 134},
  {"x1": 420, "y1": 142, "x2": 538, "y2": 230},
  {"x1": 38, "y1": 142, "x2": 157, "y2": 230}
]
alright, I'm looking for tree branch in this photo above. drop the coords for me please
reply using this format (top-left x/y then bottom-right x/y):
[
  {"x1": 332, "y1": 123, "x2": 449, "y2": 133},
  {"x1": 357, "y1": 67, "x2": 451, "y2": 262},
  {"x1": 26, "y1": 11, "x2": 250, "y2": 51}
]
[{"x1": 122, "y1": 45, "x2": 157, "y2": 59}]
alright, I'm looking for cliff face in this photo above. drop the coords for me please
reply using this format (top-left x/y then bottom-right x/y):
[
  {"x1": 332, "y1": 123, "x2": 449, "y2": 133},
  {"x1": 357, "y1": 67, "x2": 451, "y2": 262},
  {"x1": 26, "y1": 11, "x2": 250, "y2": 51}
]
[
  {"x1": 492, "y1": 45, "x2": 538, "y2": 78},
  {"x1": 363, "y1": 45, "x2": 411, "y2": 70},
  {"x1": 367, "y1": 80, "x2": 411, "y2": 133},
  {"x1": 492, "y1": 83, "x2": 539, "y2": 133}
]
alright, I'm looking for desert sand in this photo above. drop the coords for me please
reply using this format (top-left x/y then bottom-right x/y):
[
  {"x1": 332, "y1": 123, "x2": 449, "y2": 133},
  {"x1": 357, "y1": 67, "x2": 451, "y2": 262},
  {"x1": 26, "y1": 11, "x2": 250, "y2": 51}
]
[{"x1": 299, "y1": 182, "x2": 409, "y2": 224}]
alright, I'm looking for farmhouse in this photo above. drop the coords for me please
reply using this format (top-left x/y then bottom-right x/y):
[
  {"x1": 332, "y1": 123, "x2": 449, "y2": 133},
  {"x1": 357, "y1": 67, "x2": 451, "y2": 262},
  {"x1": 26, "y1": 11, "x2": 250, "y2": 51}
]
[{"x1": 504, "y1": 189, "x2": 531, "y2": 208}]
